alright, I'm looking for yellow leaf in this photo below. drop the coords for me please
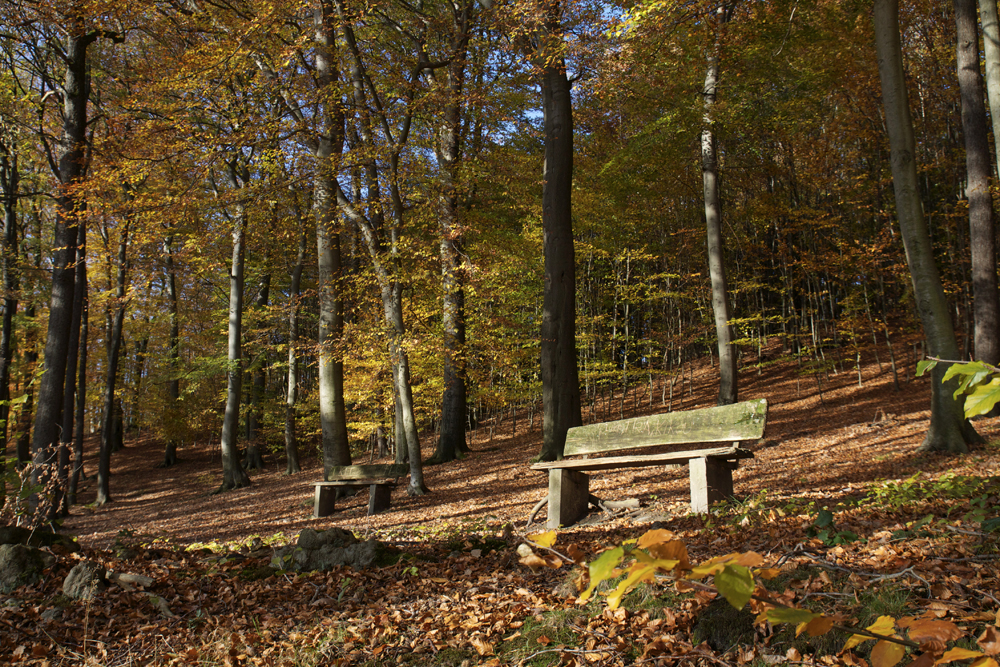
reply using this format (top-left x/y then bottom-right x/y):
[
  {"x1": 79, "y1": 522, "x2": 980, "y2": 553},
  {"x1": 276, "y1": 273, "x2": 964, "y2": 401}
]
[
  {"x1": 842, "y1": 634, "x2": 869, "y2": 652},
  {"x1": 867, "y1": 616, "x2": 897, "y2": 636},
  {"x1": 804, "y1": 615, "x2": 835, "y2": 637},
  {"x1": 971, "y1": 658, "x2": 1000, "y2": 667},
  {"x1": 528, "y1": 531, "x2": 557, "y2": 549},
  {"x1": 757, "y1": 568, "x2": 781, "y2": 580},
  {"x1": 871, "y1": 639, "x2": 906, "y2": 667},
  {"x1": 937, "y1": 648, "x2": 985, "y2": 664}
]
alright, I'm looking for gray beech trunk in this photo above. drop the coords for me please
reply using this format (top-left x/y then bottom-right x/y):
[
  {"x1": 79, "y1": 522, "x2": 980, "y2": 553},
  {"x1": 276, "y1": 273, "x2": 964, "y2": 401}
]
[
  {"x1": 432, "y1": 5, "x2": 473, "y2": 464},
  {"x1": 955, "y1": 0, "x2": 1000, "y2": 367},
  {"x1": 217, "y1": 164, "x2": 251, "y2": 492},
  {"x1": 57, "y1": 221, "x2": 85, "y2": 514},
  {"x1": 284, "y1": 226, "x2": 306, "y2": 475},
  {"x1": 874, "y1": 0, "x2": 982, "y2": 453},
  {"x1": 980, "y1": 0, "x2": 1000, "y2": 194},
  {"x1": 32, "y1": 31, "x2": 93, "y2": 491},
  {"x1": 161, "y1": 231, "x2": 180, "y2": 467},
  {"x1": 243, "y1": 273, "x2": 269, "y2": 471},
  {"x1": 67, "y1": 275, "x2": 87, "y2": 506},
  {"x1": 315, "y1": 0, "x2": 351, "y2": 477},
  {"x1": 96, "y1": 216, "x2": 129, "y2": 506},
  {"x1": 537, "y1": 1, "x2": 582, "y2": 461},
  {"x1": 702, "y1": 7, "x2": 737, "y2": 406}
]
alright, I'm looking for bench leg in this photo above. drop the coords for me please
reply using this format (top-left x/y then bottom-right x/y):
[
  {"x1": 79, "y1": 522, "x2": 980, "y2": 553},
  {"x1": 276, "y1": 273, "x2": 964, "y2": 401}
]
[
  {"x1": 314, "y1": 486, "x2": 336, "y2": 518},
  {"x1": 689, "y1": 457, "x2": 734, "y2": 513},
  {"x1": 548, "y1": 469, "x2": 590, "y2": 530},
  {"x1": 368, "y1": 484, "x2": 391, "y2": 515}
]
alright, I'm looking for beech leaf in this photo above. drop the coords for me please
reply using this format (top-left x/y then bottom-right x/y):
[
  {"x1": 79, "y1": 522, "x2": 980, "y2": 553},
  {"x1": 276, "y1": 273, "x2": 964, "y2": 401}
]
[
  {"x1": 579, "y1": 547, "x2": 624, "y2": 602},
  {"x1": 868, "y1": 616, "x2": 898, "y2": 636},
  {"x1": 871, "y1": 639, "x2": 906, "y2": 667},
  {"x1": 527, "y1": 531, "x2": 557, "y2": 549},
  {"x1": 767, "y1": 607, "x2": 821, "y2": 625},
  {"x1": 907, "y1": 620, "x2": 963, "y2": 644},
  {"x1": 979, "y1": 627, "x2": 1000, "y2": 656},
  {"x1": 715, "y1": 564, "x2": 754, "y2": 610},
  {"x1": 936, "y1": 648, "x2": 985, "y2": 664},
  {"x1": 637, "y1": 529, "x2": 674, "y2": 549}
]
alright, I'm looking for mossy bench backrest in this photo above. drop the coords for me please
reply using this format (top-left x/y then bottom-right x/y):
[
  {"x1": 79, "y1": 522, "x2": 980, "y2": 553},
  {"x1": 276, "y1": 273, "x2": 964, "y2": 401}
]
[
  {"x1": 563, "y1": 398, "x2": 768, "y2": 457},
  {"x1": 324, "y1": 463, "x2": 408, "y2": 481}
]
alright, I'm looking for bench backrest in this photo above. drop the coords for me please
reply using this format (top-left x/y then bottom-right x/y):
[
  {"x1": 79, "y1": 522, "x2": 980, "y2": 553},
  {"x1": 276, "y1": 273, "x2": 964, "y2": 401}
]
[
  {"x1": 563, "y1": 398, "x2": 767, "y2": 457},
  {"x1": 326, "y1": 463, "x2": 408, "y2": 481}
]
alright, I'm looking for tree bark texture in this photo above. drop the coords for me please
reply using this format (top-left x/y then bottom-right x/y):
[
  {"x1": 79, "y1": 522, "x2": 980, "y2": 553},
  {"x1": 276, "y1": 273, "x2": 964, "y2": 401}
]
[
  {"x1": 315, "y1": 0, "x2": 351, "y2": 477},
  {"x1": 874, "y1": 0, "x2": 982, "y2": 453},
  {"x1": 954, "y1": 0, "x2": 1000, "y2": 366},
  {"x1": 57, "y1": 220, "x2": 85, "y2": 514},
  {"x1": 161, "y1": 232, "x2": 180, "y2": 467},
  {"x1": 433, "y1": 6, "x2": 472, "y2": 464},
  {"x1": 97, "y1": 218, "x2": 129, "y2": 506},
  {"x1": 67, "y1": 277, "x2": 87, "y2": 506},
  {"x1": 538, "y1": 3, "x2": 582, "y2": 461},
  {"x1": 285, "y1": 228, "x2": 306, "y2": 475},
  {"x1": 32, "y1": 31, "x2": 93, "y2": 488},
  {"x1": 702, "y1": 9, "x2": 738, "y2": 406},
  {"x1": 243, "y1": 273, "x2": 269, "y2": 471},
  {"x1": 218, "y1": 179, "x2": 251, "y2": 491},
  {"x1": 0, "y1": 138, "x2": 18, "y2": 453}
]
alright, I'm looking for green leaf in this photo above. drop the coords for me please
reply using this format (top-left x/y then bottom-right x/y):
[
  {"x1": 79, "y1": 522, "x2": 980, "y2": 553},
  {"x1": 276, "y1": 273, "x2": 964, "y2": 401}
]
[
  {"x1": 814, "y1": 509, "x2": 834, "y2": 528},
  {"x1": 963, "y1": 379, "x2": 1000, "y2": 418},
  {"x1": 606, "y1": 562, "x2": 658, "y2": 610},
  {"x1": 579, "y1": 547, "x2": 624, "y2": 602},
  {"x1": 715, "y1": 564, "x2": 753, "y2": 609},
  {"x1": 915, "y1": 359, "x2": 937, "y2": 377},
  {"x1": 767, "y1": 607, "x2": 821, "y2": 625}
]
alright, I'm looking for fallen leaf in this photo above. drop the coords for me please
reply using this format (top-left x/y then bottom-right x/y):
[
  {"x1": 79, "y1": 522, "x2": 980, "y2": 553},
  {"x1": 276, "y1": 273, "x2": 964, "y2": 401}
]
[
  {"x1": 871, "y1": 639, "x2": 905, "y2": 667},
  {"x1": 469, "y1": 635, "x2": 494, "y2": 656},
  {"x1": 980, "y1": 627, "x2": 1000, "y2": 655},
  {"x1": 907, "y1": 620, "x2": 962, "y2": 644}
]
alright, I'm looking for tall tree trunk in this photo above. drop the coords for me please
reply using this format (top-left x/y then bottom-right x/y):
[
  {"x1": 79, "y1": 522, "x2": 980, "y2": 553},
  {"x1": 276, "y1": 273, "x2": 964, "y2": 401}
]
[
  {"x1": 433, "y1": 9, "x2": 472, "y2": 464},
  {"x1": 385, "y1": 283, "x2": 427, "y2": 494},
  {"x1": 0, "y1": 137, "x2": 18, "y2": 455},
  {"x1": 980, "y1": 0, "x2": 1000, "y2": 188},
  {"x1": 315, "y1": 0, "x2": 351, "y2": 478},
  {"x1": 537, "y1": 1, "x2": 582, "y2": 461},
  {"x1": 955, "y1": 0, "x2": 1000, "y2": 367},
  {"x1": 57, "y1": 220, "x2": 85, "y2": 514},
  {"x1": 161, "y1": 231, "x2": 180, "y2": 467},
  {"x1": 702, "y1": 6, "x2": 737, "y2": 406},
  {"x1": 243, "y1": 273, "x2": 269, "y2": 471},
  {"x1": 32, "y1": 31, "x2": 93, "y2": 492},
  {"x1": 874, "y1": 0, "x2": 982, "y2": 453},
  {"x1": 96, "y1": 217, "x2": 129, "y2": 506},
  {"x1": 284, "y1": 227, "x2": 306, "y2": 475},
  {"x1": 67, "y1": 273, "x2": 87, "y2": 506},
  {"x1": 218, "y1": 180, "x2": 251, "y2": 492}
]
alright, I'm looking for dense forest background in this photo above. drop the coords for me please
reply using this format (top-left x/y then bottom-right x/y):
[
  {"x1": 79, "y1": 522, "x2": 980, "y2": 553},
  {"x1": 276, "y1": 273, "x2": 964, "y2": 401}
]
[{"x1": 0, "y1": 0, "x2": 987, "y2": 509}]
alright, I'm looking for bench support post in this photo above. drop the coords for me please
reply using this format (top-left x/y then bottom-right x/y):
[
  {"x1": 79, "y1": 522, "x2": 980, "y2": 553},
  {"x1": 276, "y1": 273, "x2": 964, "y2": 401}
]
[
  {"x1": 548, "y1": 469, "x2": 590, "y2": 529},
  {"x1": 690, "y1": 456, "x2": 734, "y2": 513},
  {"x1": 368, "y1": 483, "x2": 391, "y2": 515},
  {"x1": 314, "y1": 486, "x2": 336, "y2": 518}
]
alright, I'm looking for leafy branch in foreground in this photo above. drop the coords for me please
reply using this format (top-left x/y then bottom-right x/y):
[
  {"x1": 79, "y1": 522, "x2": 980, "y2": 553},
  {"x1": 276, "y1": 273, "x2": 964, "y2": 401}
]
[
  {"x1": 520, "y1": 529, "x2": 1000, "y2": 667},
  {"x1": 917, "y1": 358, "x2": 1000, "y2": 418}
]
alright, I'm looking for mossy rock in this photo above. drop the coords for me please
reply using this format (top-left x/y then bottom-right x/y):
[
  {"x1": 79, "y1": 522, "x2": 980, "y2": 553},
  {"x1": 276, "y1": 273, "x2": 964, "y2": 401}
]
[
  {"x1": 692, "y1": 598, "x2": 756, "y2": 651},
  {"x1": 0, "y1": 544, "x2": 56, "y2": 594},
  {"x1": 238, "y1": 564, "x2": 276, "y2": 581}
]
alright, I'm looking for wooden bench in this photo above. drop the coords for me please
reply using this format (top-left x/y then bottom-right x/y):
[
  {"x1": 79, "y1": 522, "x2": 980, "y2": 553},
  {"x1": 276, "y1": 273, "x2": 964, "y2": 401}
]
[
  {"x1": 531, "y1": 399, "x2": 767, "y2": 529},
  {"x1": 312, "y1": 464, "x2": 407, "y2": 518}
]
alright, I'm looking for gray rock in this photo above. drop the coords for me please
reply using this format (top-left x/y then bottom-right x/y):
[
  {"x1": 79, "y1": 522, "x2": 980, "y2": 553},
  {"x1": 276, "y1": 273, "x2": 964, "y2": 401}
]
[
  {"x1": 40, "y1": 607, "x2": 63, "y2": 622},
  {"x1": 63, "y1": 561, "x2": 107, "y2": 600},
  {"x1": 273, "y1": 529, "x2": 381, "y2": 572},
  {"x1": 0, "y1": 544, "x2": 56, "y2": 594},
  {"x1": 297, "y1": 527, "x2": 357, "y2": 551}
]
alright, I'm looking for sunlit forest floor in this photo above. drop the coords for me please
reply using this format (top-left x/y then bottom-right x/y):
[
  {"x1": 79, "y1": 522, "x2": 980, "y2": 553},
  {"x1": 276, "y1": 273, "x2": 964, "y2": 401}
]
[{"x1": 6, "y1": 348, "x2": 1000, "y2": 666}]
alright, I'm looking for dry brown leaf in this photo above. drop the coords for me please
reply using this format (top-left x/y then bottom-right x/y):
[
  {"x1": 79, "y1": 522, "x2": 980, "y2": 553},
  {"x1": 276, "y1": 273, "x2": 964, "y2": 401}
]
[
  {"x1": 469, "y1": 635, "x2": 494, "y2": 656},
  {"x1": 980, "y1": 627, "x2": 1000, "y2": 656},
  {"x1": 906, "y1": 619, "x2": 962, "y2": 644}
]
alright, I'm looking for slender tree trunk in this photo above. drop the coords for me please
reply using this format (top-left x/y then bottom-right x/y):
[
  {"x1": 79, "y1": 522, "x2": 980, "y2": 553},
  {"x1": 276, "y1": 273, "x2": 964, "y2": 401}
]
[
  {"x1": 67, "y1": 276, "x2": 87, "y2": 506},
  {"x1": 0, "y1": 140, "x2": 18, "y2": 456},
  {"x1": 980, "y1": 0, "x2": 1000, "y2": 184},
  {"x1": 243, "y1": 273, "x2": 269, "y2": 471},
  {"x1": 96, "y1": 218, "x2": 130, "y2": 506},
  {"x1": 315, "y1": 0, "x2": 351, "y2": 477},
  {"x1": 57, "y1": 221, "x2": 85, "y2": 515},
  {"x1": 217, "y1": 170, "x2": 251, "y2": 492},
  {"x1": 32, "y1": 32, "x2": 92, "y2": 492},
  {"x1": 161, "y1": 231, "x2": 180, "y2": 467},
  {"x1": 702, "y1": 7, "x2": 737, "y2": 405},
  {"x1": 955, "y1": 0, "x2": 1000, "y2": 367},
  {"x1": 874, "y1": 0, "x2": 982, "y2": 453},
  {"x1": 537, "y1": 2, "x2": 582, "y2": 461},
  {"x1": 285, "y1": 227, "x2": 306, "y2": 475}
]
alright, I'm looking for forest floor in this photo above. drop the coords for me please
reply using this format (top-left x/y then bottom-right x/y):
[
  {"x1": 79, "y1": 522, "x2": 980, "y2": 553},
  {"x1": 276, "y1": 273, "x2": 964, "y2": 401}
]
[{"x1": 5, "y1": 350, "x2": 1000, "y2": 666}]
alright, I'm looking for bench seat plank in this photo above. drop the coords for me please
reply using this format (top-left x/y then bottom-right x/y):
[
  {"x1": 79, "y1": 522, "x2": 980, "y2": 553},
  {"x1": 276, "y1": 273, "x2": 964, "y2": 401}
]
[
  {"x1": 530, "y1": 446, "x2": 753, "y2": 472},
  {"x1": 563, "y1": 399, "x2": 766, "y2": 457},
  {"x1": 325, "y1": 463, "x2": 407, "y2": 480}
]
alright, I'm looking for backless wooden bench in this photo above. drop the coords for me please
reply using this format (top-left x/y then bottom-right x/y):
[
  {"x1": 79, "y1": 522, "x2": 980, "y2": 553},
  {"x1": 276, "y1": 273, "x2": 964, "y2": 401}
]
[
  {"x1": 530, "y1": 399, "x2": 767, "y2": 529},
  {"x1": 312, "y1": 463, "x2": 407, "y2": 518}
]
